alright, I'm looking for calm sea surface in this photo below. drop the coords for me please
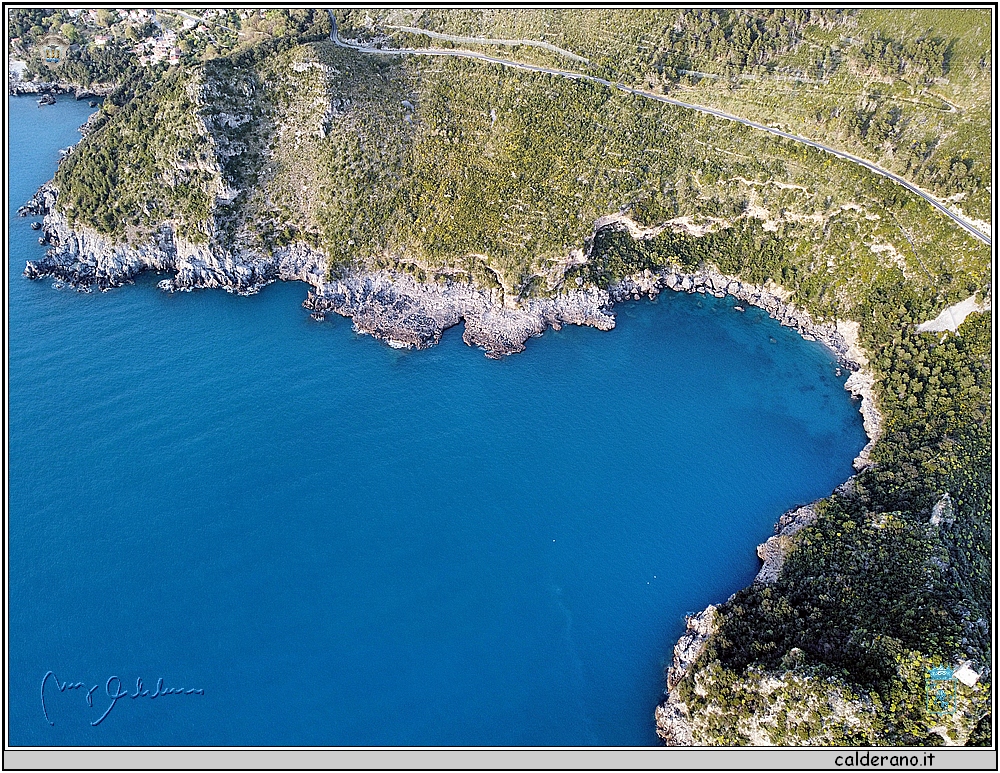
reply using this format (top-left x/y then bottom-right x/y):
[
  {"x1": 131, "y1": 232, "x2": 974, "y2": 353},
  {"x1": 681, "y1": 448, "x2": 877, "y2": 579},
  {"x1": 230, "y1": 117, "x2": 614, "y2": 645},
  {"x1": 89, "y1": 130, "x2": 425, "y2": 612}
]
[{"x1": 7, "y1": 94, "x2": 867, "y2": 746}]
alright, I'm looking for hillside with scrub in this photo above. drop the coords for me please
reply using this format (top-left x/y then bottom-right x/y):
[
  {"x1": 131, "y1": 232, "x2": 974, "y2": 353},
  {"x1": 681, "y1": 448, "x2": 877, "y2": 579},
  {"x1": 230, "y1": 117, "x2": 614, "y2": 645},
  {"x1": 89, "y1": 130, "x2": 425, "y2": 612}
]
[
  {"x1": 15, "y1": 7, "x2": 993, "y2": 746},
  {"x1": 342, "y1": 7, "x2": 992, "y2": 224}
]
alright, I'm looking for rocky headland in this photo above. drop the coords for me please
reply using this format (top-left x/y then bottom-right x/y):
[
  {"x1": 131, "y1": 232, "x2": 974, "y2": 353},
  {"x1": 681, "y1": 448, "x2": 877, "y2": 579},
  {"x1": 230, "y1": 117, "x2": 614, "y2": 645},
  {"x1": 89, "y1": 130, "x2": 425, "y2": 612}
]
[
  {"x1": 20, "y1": 183, "x2": 617, "y2": 359},
  {"x1": 655, "y1": 605, "x2": 718, "y2": 745}
]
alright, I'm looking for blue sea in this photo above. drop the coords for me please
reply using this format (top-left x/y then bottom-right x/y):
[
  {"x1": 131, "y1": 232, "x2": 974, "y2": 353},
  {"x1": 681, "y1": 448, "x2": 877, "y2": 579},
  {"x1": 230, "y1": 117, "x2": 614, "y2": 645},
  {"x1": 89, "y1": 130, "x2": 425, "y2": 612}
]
[{"x1": 7, "y1": 94, "x2": 867, "y2": 746}]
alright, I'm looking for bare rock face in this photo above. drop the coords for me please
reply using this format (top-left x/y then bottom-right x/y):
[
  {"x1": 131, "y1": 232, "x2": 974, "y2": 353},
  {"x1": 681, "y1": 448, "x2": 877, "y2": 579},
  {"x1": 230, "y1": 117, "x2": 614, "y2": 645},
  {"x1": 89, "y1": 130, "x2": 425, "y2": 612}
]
[
  {"x1": 654, "y1": 699, "x2": 694, "y2": 747},
  {"x1": 844, "y1": 369, "x2": 882, "y2": 470},
  {"x1": 8, "y1": 79, "x2": 115, "y2": 98},
  {"x1": 656, "y1": 605, "x2": 717, "y2": 746},
  {"x1": 24, "y1": 184, "x2": 617, "y2": 358},
  {"x1": 304, "y1": 272, "x2": 462, "y2": 349},
  {"x1": 24, "y1": 207, "x2": 277, "y2": 295},
  {"x1": 304, "y1": 270, "x2": 615, "y2": 357},
  {"x1": 930, "y1": 492, "x2": 955, "y2": 527},
  {"x1": 754, "y1": 503, "x2": 818, "y2": 585},
  {"x1": 610, "y1": 270, "x2": 661, "y2": 301}
]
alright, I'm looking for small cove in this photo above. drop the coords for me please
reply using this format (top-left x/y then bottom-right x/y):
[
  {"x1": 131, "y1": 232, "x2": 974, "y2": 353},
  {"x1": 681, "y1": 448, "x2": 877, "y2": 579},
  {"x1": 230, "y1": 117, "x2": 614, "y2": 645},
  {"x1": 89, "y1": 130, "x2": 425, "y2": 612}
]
[{"x1": 7, "y1": 94, "x2": 868, "y2": 746}]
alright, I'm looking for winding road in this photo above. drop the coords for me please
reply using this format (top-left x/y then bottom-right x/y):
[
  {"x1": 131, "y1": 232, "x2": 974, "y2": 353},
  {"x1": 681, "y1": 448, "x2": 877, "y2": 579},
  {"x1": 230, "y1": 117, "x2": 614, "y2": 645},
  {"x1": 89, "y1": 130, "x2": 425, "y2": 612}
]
[
  {"x1": 327, "y1": 12, "x2": 991, "y2": 247},
  {"x1": 385, "y1": 25, "x2": 589, "y2": 63}
]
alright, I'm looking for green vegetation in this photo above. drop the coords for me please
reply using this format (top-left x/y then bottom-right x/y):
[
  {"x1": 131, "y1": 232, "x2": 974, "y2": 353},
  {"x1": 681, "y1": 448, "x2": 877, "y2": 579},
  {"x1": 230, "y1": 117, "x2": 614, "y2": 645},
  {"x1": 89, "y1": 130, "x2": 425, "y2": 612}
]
[
  {"x1": 10, "y1": 8, "x2": 142, "y2": 84},
  {"x1": 49, "y1": 39, "x2": 140, "y2": 88},
  {"x1": 33, "y1": 9, "x2": 992, "y2": 746},
  {"x1": 8, "y1": 8, "x2": 70, "y2": 47},
  {"x1": 678, "y1": 308, "x2": 991, "y2": 744},
  {"x1": 54, "y1": 67, "x2": 215, "y2": 242},
  {"x1": 575, "y1": 220, "x2": 790, "y2": 288},
  {"x1": 343, "y1": 8, "x2": 992, "y2": 221},
  {"x1": 8, "y1": 8, "x2": 330, "y2": 85},
  {"x1": 857, "y1": 30, "x2": 947, "y2": 81}
]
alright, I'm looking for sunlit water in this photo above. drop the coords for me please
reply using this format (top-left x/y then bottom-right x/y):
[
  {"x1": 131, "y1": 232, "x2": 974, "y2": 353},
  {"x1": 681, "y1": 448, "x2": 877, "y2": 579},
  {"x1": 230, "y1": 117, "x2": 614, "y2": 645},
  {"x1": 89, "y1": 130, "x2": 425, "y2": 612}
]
[{"x1": 7, "y1": 94, "x2": 867, "y2": 746}]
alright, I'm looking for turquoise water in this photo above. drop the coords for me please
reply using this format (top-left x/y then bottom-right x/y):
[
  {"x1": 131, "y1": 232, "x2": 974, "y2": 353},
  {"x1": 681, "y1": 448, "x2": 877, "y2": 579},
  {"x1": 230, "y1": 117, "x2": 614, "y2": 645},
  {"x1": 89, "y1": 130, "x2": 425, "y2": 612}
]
[{"x1": 7, "y1": 94, "x2": 867, "y2": 746}]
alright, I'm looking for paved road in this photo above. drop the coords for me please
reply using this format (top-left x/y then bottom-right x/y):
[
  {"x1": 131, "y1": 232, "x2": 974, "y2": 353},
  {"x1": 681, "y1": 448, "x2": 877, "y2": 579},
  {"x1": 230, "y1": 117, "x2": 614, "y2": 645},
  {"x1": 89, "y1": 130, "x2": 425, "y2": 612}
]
[
  {"x1": 387, "y1": 25, "x2": 589, "y2": 63},
  {"x1": 328, "y1": 12, "x2": 991, "y2": 247}
]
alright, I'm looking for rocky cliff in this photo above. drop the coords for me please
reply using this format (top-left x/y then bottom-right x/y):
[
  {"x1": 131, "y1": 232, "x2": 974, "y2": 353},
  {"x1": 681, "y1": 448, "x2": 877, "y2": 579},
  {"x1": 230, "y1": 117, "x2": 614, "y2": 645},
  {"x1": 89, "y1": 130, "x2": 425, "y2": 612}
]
[
  {"x1": 22, "y1": 180, "x2": 887, "y2": 391},
  {"x1": 8, "y1": 77, "x2": 114, "y2": 100},
  {"x1": 655, "y1": 605, "x2": 717, "y2": 745},
  {"x1": 22, "y1": 182, "x2": 620, "y2": 358}
]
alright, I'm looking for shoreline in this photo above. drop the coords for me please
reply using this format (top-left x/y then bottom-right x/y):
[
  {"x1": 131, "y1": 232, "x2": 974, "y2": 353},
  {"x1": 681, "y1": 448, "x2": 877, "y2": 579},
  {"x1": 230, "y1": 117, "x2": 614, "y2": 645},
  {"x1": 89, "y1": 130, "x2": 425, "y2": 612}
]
[
  {"x1": 21, "y1": 186, "x2": 885, "y2": 748},
  {"x1": 654, "y1": 499, "x2": 828, "y2": 745},
  {"x1": 8, "y1": 78, "x2": 115, "y2": 100},
  {"x1": 21, "y1": 179, "x2": 883, "y2": 457},
  {"x1": 612, "y1": 265, "x2": 882, "y2": 471},
  {"x1": 21, "y1": 193, "x2": 882, "y2": 460},
  {"x1": 20, "y1": 183, "x2": 617, "y2": 360}
]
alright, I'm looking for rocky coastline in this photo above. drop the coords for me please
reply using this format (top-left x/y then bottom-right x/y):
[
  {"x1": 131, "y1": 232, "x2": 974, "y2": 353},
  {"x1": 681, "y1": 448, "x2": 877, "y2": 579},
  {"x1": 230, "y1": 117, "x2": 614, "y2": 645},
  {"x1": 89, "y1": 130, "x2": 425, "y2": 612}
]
[
  {"x1": 655, "y1": 605, "x2": 718, "y2": 745},
  {"x1": 22, "y1": 190, "x2": 885, "y2": 745},
  {"x1": 22, "y1": 184, "x2": 882, "y2": 434},
  {"x1": 303, "y1": 273, "x2": 615, "y2": 358},
  {"x1": 20, "y1": 184, "x2": 617, "y2": 359},
  {"x1": 8, "y1": 77, "x2": 114, "y2": 101},
  {"x1": 654, "y1": 498, "x2": 844, "y2": 745}
]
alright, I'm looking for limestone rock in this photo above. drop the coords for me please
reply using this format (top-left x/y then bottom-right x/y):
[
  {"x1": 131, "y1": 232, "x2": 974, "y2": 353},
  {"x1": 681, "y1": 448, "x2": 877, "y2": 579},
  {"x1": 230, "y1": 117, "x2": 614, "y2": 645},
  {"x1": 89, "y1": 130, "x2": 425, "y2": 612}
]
[
  {"x1": 930, "y1": 492, "x2": 955, "y2": 527},
  {"x1": 656, "y1": 605, "x2": 717, "y2": 746},
  {"x1": 755, "y1": 504, "x2": 818, "y2": 585}
]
